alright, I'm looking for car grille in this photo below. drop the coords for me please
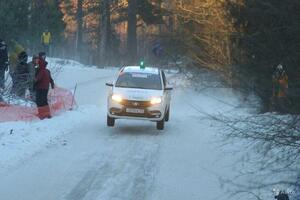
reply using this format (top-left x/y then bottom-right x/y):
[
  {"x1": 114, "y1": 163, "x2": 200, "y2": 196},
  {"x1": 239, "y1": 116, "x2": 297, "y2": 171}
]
[{"x1": 120, "y1": 100, "x2": 151, "y2": 108}]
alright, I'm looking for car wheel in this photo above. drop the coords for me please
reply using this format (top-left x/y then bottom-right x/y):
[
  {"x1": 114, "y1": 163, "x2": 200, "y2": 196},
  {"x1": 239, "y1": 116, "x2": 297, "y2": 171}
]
[
  {"x1": 107, "y1": 115, "x2": 115, "y2": 127},
  {"x1": 156, "y1": 118, "x2": 165, "y2": 130},
  {"x1": 165, "y1": 107, "x2": 170, "y2": 122}
]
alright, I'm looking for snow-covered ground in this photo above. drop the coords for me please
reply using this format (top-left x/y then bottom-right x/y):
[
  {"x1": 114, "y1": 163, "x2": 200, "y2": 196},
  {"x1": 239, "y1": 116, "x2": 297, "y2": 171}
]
[{"x1": 0, "y1": 58, "x2": 256, "y2": 200}]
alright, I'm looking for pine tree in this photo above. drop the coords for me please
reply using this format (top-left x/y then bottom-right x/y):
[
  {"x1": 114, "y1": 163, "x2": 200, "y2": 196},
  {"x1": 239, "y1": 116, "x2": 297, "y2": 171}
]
[
  {"x1": 76, "y1": 0, "x2": 84, "y2": 61},
  {"x1": 99, "y1": 0, "x2": 112, "y2": 65},
  {"x1": 0, "y1": 0, "x2": 30, "y2": 43},
  {"x1": 127, "y1": 0, "x2": 138, "y2": 64},
  {"x1": 30, "y1": 0, "x2": 65, "y2": 53}
]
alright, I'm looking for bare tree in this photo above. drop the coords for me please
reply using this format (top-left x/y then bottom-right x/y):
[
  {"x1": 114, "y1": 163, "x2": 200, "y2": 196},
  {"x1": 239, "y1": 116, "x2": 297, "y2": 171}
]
[{"x1": 215, "y1": 112, "x2": 300, "y2": 199}]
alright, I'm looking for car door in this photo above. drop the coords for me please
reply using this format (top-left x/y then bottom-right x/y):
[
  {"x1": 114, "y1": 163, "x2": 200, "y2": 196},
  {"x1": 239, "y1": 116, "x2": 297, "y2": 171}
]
[{"x1": 162, "y1": 70, "x2": 171, "y2": 108}]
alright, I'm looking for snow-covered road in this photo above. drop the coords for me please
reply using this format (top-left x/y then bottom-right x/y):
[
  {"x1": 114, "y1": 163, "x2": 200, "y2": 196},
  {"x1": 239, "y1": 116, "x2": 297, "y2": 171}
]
[{"x1": 0, "y1": 59, "x2": 247, "y2": 200}]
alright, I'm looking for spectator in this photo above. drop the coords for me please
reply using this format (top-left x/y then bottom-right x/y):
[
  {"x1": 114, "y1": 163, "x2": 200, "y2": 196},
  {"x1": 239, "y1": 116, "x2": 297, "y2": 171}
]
[
  {"x1": 14, "y1": 51, "x2": 29, "y2": 97},
  {"x1": 28, "y1": 55, "x2": 39, "y2": 100},
  {"x1": 9, "y1": 40, "x2": 25, "y2": 93},
  {"x1": 0, "y1": 39, "x2": 8, "y2": 89},
  {"x1": 35, "y1": 52, "x2": 54, "y2": 119},
  {"x1": 41, "y1": 29, "x2": 51, "y2": 55},
  {"x1": 271, "y1": 64, "x2": 289, "y2": 113}
]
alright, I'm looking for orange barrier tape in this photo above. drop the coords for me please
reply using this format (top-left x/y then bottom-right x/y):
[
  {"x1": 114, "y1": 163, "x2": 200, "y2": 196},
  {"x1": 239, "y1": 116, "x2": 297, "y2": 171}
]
[{"x1": 0, "y1": 87, "x2": 76, "y2": 122}]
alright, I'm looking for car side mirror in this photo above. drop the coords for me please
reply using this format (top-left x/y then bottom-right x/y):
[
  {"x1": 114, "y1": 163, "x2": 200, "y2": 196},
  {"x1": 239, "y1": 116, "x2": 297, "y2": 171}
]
[
  {"x1": 164, "y1": 87, "x2": 173, "y2": 91},
  {"x1": 106, "y1": 82, "x2": 114, "y2": 87}
]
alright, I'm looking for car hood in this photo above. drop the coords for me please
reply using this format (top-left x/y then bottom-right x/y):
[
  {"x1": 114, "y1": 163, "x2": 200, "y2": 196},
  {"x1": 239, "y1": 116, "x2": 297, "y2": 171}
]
[{"x1": 113, "y1": 87, "x2": 163, "y2": 101}]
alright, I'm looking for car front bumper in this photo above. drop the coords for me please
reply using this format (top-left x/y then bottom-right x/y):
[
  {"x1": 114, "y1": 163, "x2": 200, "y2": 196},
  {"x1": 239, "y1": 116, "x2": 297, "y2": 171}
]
[{"x1": 107, "y1": 99, "x2": 165, "y2": 121}]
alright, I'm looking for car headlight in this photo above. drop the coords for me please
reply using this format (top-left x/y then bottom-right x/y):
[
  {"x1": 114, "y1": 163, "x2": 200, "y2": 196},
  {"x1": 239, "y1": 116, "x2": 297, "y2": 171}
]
[
  {"x1": 150, "y1": 97, "x2": 162, "y2": 105},
  {"x1": 112, "y1": 94, "x2": 123, "y2": 103}
]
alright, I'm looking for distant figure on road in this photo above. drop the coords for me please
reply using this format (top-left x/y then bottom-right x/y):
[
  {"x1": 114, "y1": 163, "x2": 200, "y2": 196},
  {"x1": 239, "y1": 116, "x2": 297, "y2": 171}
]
[
  {"x1": 0, "y1": 39, "x2": 8, "y2": 89},
  {"x1": 152, "y1": 41, "x2": 163, "y2": 57},
  {"x1": 41, "y1": 30, "x2": 51, "y2": 55},
  {"x1": 271, "y1": 64, "x2": 289, "y2": 113}
]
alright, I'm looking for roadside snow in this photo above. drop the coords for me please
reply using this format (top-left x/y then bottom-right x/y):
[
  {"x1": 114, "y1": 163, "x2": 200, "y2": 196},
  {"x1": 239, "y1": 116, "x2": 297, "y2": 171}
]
[
  {"x1": 0, "y1": 106, "x2": 97, "y2": 172},
  {"x1": 0, "y1": 58, "x2": 116, "y2": 173}
]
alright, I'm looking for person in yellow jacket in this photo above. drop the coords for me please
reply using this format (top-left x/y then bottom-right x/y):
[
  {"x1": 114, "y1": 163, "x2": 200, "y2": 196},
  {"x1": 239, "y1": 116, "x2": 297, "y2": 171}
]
[
  {"x1": 9, "y1": 41, "x2": 25, "y2": 72},
  {"x1": 41, "y1": 29, "x2": 51, "y2": 55},
  {"x1": 9, "y1": 41, "x2": 25, "y2": 93},
  {"x1": 271, "y1": 64, "x2": 289, "y2": 113}
]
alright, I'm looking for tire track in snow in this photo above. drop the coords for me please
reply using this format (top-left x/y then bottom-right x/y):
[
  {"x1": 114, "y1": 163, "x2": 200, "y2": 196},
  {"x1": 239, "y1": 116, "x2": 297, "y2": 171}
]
[{"x1": 63, "y1": 136, "x2": 159, "y2": 200}]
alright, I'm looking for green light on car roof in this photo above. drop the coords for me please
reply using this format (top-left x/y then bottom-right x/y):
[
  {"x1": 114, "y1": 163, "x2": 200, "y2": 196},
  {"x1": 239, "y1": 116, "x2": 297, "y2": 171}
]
[{"x1": 140, "y1": 61, "x2": 145, "y2": 69}]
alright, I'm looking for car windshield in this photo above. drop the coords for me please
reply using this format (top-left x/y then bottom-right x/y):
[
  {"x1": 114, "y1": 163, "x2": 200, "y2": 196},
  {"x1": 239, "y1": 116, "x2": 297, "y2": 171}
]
[{"x1": 115, "y1": 72, "x2": 162, "y2": 90}]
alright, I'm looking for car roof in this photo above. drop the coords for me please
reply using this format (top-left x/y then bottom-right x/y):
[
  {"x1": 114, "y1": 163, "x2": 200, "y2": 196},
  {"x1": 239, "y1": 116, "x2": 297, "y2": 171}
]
[{"x1": 121, "y1": 66, "x2": 160, "y2": 75}]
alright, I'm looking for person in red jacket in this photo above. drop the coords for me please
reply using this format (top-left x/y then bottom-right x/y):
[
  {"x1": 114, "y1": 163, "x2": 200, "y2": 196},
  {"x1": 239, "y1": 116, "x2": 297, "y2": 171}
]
[{"x1": 35, "y1": 52, "x2": 54, "y2": 119}]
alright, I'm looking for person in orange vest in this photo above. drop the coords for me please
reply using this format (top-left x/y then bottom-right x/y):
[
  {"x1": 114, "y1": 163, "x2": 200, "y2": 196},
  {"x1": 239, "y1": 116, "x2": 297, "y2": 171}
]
[
  {"x1": 271, "y1": 64, "x2": 289, "y2": 113},
  {"x1": 41, "y1": 29, "x2": 51, "y2": 55}
]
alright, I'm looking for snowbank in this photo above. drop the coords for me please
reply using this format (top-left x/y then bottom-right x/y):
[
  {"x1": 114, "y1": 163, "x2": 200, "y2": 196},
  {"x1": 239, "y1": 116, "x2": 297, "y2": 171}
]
[{"x1": 0, "y1": 105, "x2": 97, "y2": 173}]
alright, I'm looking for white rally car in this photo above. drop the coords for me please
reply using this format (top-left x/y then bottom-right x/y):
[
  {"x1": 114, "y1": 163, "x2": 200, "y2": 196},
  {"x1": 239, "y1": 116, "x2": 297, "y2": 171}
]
[{"x1": 106, "y1": 66, "x2": 172, "y2": 130}]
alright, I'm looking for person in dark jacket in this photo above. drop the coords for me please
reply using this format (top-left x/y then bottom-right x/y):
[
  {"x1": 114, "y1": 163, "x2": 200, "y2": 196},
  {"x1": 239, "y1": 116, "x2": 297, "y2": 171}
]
[
  {"x1": 35, "y1": 52, "x2": 54, "y2": 119},
  {"x1": 0, "y1": 39, "x2": 9, "y2": 89},
  {"x1": 9, "y1": 40, "x2": 25, "y2": 93},
  {"x1": 14, "y1": 51, "x2": 29, "y2": 97},
  {"x1": 28, "y1": 55, "x2": 39, "y2": 100}
]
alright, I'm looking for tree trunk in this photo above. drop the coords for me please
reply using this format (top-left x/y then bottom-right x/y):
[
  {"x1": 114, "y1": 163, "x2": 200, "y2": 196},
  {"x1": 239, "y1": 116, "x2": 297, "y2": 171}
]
[
  {"x1": 127, "y1": 0, "x2": 137, "y2": 64},
  {"x1": 76, "y1": 0, "x2": 83, "y2": 61},
  {"x1": 100, "y1": 0, "x2": 112, "y2": 65}
]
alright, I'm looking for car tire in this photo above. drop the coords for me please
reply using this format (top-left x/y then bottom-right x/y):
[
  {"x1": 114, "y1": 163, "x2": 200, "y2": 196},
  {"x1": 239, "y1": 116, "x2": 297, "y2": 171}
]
[
  {"x1": 156, "y1": 118, "x2": 165, "y2": 130},
  {"x1": 107, "y1": 115, "x2": 115, "y2": 127},
  {"x1": 165, "y1": 107, "x2": 170, "y2": 122}
]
